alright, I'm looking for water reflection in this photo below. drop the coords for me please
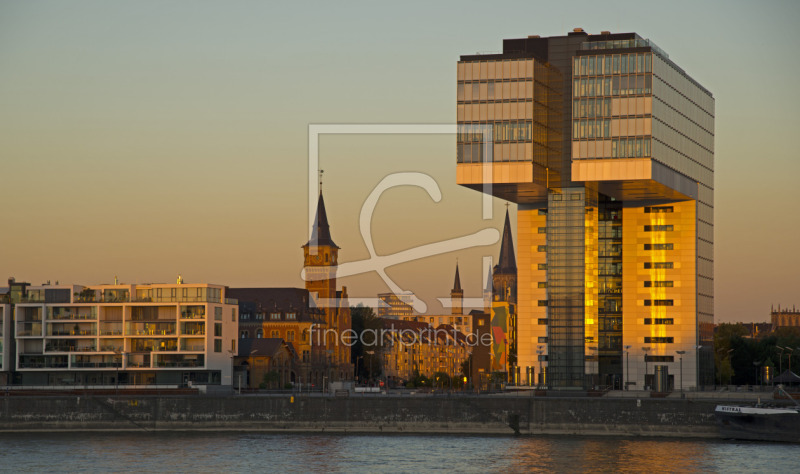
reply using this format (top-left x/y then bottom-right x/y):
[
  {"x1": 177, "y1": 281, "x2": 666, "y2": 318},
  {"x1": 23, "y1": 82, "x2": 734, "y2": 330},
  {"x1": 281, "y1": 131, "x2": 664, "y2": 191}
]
[{"x1": 0, "y1": 432, "x2": 795, "y2": 473}]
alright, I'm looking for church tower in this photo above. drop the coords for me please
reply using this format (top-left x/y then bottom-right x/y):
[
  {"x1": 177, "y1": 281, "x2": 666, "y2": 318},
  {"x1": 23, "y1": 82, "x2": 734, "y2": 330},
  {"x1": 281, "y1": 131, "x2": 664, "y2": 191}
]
[
  {"x1": 493, "y1": 209, "x2": 517, "y2": 304},
  {"x1": 302, "y1": 191, "x2": 339, "y2": 303},
  {"x1": 451, "y1": 263, "x2": 463, "y2": 316}
]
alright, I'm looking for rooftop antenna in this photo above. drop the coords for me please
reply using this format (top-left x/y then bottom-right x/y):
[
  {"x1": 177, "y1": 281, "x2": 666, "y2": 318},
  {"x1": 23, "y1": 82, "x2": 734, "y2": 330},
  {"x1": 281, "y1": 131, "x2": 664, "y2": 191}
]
[
  {"x1": 177, "y1": 274, "x2": 183, "y2": 285},
  {"x1": 114, "y1": 275, "x2": 119, "y2": 285}
]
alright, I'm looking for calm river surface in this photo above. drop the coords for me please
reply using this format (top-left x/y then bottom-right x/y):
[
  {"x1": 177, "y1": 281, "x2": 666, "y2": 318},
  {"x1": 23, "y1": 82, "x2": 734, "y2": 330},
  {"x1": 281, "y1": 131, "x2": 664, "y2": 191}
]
[{"x1": 0, "y1": 432, "x2": 798, "y2": 472}]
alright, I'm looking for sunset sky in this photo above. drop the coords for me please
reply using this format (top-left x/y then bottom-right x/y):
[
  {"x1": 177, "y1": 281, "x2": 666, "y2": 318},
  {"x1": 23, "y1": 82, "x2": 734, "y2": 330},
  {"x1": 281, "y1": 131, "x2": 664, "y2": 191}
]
[{"x1": 1, "y1": 0, "x2": 798, "y2": 323}]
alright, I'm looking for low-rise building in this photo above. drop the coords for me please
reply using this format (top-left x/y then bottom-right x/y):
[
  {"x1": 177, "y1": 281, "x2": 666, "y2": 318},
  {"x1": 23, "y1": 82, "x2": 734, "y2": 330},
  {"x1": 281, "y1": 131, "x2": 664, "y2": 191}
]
[
  {"x1": 234, "y1": 338, "x2": 295, "y2": 390},
  {"x1": 6, "y1": 280, "x2": 238, "y2": 388}
]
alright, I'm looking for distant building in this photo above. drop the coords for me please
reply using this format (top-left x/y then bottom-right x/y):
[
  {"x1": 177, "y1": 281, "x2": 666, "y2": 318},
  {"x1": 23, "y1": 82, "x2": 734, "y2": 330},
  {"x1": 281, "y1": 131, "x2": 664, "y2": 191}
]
[
  {"x1": 399, "y1": 266, "x2": 472, "y2": 335},
  {"x1": 234, "y1": 338, "x2": 295, "y2": 389},
  {"x1": 1, "y1": 279, "x2": 239, "y2": 388},
  {"x1": 379, "y1": 318, "x2": 470, "y2": 387},
  {"x1": 377, "y1": 292, "x2": 413, "y2": 319},
  {"x1": 230, "y1": 189, "x2": 352, "y2": 388},
  {"x1": 228, "y1": 287, "x2": 326, "y2": 388},
  {"x1": 772, "y1": 305, "x2": 800, "y2": 329}
]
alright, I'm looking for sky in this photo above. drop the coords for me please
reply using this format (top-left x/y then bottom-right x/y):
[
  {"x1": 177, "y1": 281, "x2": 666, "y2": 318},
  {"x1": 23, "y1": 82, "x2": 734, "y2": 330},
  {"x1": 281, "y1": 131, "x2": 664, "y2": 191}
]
[{"x1": 1, "y1": 0, "x2": 798, "y2": 323}]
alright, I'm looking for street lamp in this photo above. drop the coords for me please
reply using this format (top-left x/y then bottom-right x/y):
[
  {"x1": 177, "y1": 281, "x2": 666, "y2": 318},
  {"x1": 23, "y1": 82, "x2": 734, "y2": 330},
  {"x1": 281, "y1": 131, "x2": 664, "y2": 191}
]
[
  {"x1": 642, "y1": 347, "x2": 651, "y2": 390},
  {"x1": 676, "y1": 350, "x2": 686, "y2": 392},
  {"x1": 777, "y1": 346, "x2": 786, "y2": 375},
  {"x1": 624, "y1": 345, "x2": 632, "y2": 391},
  {"x1": 787, "y1": 347, "x2": 795, "y2": 373}
]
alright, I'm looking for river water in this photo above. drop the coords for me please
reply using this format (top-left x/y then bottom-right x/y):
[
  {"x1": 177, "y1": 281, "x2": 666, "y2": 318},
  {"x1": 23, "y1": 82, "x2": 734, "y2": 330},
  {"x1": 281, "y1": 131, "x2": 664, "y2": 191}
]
[{"x1": 0, "y1": 432, "x2": 797, "y2": 472}]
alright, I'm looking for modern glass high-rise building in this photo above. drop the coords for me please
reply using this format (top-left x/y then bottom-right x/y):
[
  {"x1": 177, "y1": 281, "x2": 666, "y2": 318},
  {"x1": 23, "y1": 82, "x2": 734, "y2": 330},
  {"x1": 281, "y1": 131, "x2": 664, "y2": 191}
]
[{"x1": 457, "y1": 30, "x2": 714, "y2": 389}]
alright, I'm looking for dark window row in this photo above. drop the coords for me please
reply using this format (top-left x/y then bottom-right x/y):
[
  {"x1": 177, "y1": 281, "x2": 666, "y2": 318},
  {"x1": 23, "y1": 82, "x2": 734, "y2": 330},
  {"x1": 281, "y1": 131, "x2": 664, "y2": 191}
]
[
  {"x1": 644, "y1": 206, "x2": 673, "y2": 213},
  {"x1": 572, "y1": 75, "x2": 653, "y2": 98},
  {"x1": 645, "y1": 355, "x2": 674, "y2": 362},
  {"x1": 644, "y1": 281, "x2": 674, "y2": 288},
  {"x1": 574, "y1": 53, "x2": 653, "y2": 77},
  {"x1": 644, "y1": 243, "x2": 673, "y2": 251},
  {"x1": 644, "y1": 262, "x2": 673, "y2": 269},
  {"x1": 645, "y1": 300, "x2": 674, "y2": 306},
  {"x1": 644, "y1": 318, "x2": 674, "y2": 325},
  {"x1": 644, "y1": 337, "x2": 674, "y2": 343},
  {"x1": 644, "y1": 225, "x2": 673, "y2": 232}
]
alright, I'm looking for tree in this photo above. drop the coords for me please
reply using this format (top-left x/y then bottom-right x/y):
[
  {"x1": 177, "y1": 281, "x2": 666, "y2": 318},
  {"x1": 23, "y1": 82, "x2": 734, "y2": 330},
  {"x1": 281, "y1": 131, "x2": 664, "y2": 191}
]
[
  {"x1": 259, "y1": 370, "x2": 281, "y2": 389},
  {"x1": 350, "y1": 305, "x2": 384, "y2": 382}
]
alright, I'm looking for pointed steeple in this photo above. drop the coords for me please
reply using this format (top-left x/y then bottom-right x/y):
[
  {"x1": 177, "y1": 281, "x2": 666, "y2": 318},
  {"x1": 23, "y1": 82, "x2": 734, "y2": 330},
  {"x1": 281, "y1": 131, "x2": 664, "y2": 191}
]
[
  {"x1": 451, "y1": 262, "x2": 463, "y2": 316},
  {"x1": 304, "y1": 191, "x2": 339, "y2": 248},
  {"x1": 495, "y1": 209, "x2": 516, "y2": 274},
  {"x1": 453, "y1": 263, "x2": 462, "y2": 292}
]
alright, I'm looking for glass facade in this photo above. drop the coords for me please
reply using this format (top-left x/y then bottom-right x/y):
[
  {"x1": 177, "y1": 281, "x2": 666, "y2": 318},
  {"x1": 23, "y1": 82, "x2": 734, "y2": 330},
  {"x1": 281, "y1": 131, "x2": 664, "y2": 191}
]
[{"x1": 458, "y1": 31, "x2": 714, "y2": 389}]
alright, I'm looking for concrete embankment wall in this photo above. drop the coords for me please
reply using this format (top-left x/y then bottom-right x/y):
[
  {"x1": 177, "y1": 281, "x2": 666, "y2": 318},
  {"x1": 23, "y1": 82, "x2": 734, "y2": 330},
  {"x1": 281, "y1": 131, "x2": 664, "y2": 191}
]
[{"x1": 0, "y1": 395, "x2": 723, "y2": 437}]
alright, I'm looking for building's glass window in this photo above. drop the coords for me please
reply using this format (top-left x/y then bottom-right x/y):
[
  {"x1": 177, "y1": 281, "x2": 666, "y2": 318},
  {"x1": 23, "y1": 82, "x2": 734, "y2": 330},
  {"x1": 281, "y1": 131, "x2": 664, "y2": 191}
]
[
  {"x1": 644, "y1": 300, "x2": 674, "y2": 306},
  {"x1": 644, "y1": 243, "x2": 673, "y2": 251},
  {"x1": 644, "y1": 225, "x2": 673, "y2": 232},
  {"x1": 644, "y1": 206, "x2": 673, "y2": 213},
  {"x1": 214, "y1": 339, "x2": 222, "y2": 352},
  {"x1": 644, "y1": 318, "x2": 674, "y2": 325},
  {"x1": 644, "y1": 337, "x2": 673, "y2": 344},
  {"x1": 645, "y1": 355, "x2": 674, "y2": 362},
  {"x1": 538, "y1": 264, "x2": 547, "y2": 270},
  {"x1": 214, "y1": 323, "x2": 222, "y2": 337},
  {"x1": 256, "y1": 329, "x2": 263, "y2": 339},
  {"x1": 644, "y1": 262, "x2": 673, "y2": 269},
  {"x1": 270, "y1": 313, "x2": 280, "y2": 320},
  {"x1": 644, "y1": 281, "x2": 674, "y2": 288}
]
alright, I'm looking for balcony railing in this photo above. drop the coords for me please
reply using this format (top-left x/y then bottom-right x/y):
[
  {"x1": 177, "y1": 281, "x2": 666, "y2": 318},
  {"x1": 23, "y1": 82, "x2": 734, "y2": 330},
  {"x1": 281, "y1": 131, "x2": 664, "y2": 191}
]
[{"x1": 48, "y1": 329, "x2": 97, "y2": 336}]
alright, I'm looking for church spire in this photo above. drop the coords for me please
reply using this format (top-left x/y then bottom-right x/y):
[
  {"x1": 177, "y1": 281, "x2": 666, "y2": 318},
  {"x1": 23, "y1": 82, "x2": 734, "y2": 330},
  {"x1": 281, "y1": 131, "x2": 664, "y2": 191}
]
[
  {"x1": 453, "y1": 263, "x2": 462, "y2": 292},
  {"x1": 304, "y1": 191, "x2": 339, "y2": 248},
  {"x1": 496, "y1": 208, "x2": 516, "y2": 274}
]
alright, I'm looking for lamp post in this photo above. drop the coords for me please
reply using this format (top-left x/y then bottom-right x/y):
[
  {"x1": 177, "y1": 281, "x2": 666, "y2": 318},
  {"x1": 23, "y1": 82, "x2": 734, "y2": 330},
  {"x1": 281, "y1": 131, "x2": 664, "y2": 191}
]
[
  {"x1": 536, "y1": 345, "x2": 545, "y2": 388},
  {"x1": 642, "y1": 347, "x2": 651, "y2": 390},
  {"x1": 676, "y1": 350, "x2": 686, "y2": 392},
  {"x1": 624, "y1": 345, "x2": 632, "y2": 391},
  {"x1": 777, "y1": 346, "x2": 785, "y2": 375},
  {"x1": 787, "y1": 348, "x2": 794, "y2": 373},
  {"x1": 753, "y1": 361, "x2": 762, "y2": 386}
]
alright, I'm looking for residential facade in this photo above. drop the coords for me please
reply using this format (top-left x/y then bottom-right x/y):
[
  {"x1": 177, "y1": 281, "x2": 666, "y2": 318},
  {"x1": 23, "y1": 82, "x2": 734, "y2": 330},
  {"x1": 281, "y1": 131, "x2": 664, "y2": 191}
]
[
  {"x1": 6, "y1": 280, "x2": 238, "y2": 387},
  {"x1": 457, "y1": 30, "x2": 714, "y2": 389},
  {"x1": 380, "y1": 318, "x2": 470, "y2": 387}
]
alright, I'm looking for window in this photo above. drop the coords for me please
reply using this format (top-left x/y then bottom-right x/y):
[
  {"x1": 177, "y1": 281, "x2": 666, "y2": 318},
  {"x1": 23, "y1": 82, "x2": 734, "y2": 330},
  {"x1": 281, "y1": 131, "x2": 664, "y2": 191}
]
[
  {"x1": 256, "y1": 329, "x2": 263, "y2": 339},
  {"x1": 538, "y1": 318, "x2": 548, "y2": 325},
  {"x1": 214, "y1": 323, "x2": 222, "y2": 337},
  {"x1": 538, "y1": 337, "x2": 548, "y2": 343},
  {"x1": 538, "y1": 282, "x2": 547, "y2": 288},
  {"x1": 231, "y1": 339, "x2": 235, "y2": 352},
  {"x1": 538, "y1": 245, "x2": 547, "y2": 252},
  {"x1": 538, "y1": 209, "x2": 548, "y2": 215},
  {"x1": 538, "y1": 300, "x2": 548, "y2": 306},
  {"x1": 644, "y1": 337, "x2": 673, "y2": 344},
  {"x1": 214, "y1": 339, "x2": 222, "y2": 352},
  {"x1": 538, "y1": 227, "x2": 547, "y2": 234},
  {"x1": 214, "y1": 307, "x2": 222, "y2": 321},
  {"x1": 270, "y1": 313, "x2": 280, "y2": 320},
  {"x1": 644, "y1": 281, "x2": 674, "y2": 288},
  {"x1": 240, "y1": 330, "x2": 248, "y2": 338},
  {"x1": 644, "y1": 318, "x2": 674, "y2": 325},
  {"x1": 538, "y1": 264, "x2": 548, "y2": 270},
  {"x1": 538, "y1": 354, "x2": 548, "y2": 362},
  {"x1": 644, "y1": 300, "x2": 674, "y2": 306},
  {"x1": 644, "y1": 225, "x2": 673, "y2": 232},
  {"x1": 645, "y1": 355, "x2": 674, "y2": 362},
  {"x1": 644, "y1": 243, "x2": 673, "y2": 250},
  {"x1": 231, "y1": 308, "x2": 236, "y2": 322},
  {"x1": 644, "y1": 206, "x2": 673, "y2": 213},
  {"x1": 271, "y1": 330, "x2": 279, "y2": 338},
  {"x1": 644, "y1": 262, "x2": 673, "y2": 269},
  {"x1": 302, "y1": 351, "x2": 309, "y2": 363},
  {"x1": 286, "y1": 313, "x2": 296, "y2": 320},
  {"x1": 287, "y1": 330, "x2": 295, "y2": 342}
]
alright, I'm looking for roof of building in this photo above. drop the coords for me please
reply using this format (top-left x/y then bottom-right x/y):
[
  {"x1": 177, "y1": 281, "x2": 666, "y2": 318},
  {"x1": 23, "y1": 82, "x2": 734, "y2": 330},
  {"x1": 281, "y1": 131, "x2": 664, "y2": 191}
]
[
  {"x1": 495, "y1": 209, "x2": 517, "y2": 275},
  {"x1": 304, "y1": 191, "x2": 338, "y2": 248},
  {"x1": 238, "y1": 338, "x2": 290, "y2": 358},
  {"x1": 228, "y1": 287, "x2": 323, "y2": 323}
]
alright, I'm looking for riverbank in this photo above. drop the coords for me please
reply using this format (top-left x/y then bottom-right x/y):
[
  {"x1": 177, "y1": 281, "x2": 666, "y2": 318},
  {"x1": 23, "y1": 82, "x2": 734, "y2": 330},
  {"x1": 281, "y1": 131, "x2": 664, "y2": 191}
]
[{"x1": 0, "y1": 393, "x2": 766, "y2": 437}]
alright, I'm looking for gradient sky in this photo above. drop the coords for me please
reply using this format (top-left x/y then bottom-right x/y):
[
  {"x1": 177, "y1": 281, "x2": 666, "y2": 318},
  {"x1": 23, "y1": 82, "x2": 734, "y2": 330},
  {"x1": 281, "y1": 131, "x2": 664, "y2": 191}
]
[{"x1": 1, "y1": 0, "x2": 798, "y2": 323}]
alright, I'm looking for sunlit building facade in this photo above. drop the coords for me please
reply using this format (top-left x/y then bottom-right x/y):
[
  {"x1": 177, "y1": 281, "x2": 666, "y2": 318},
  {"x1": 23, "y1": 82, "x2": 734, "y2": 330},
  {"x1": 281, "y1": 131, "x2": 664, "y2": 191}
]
[
  {"x1": 10, "y1": 281, "x2": 238, "y2": 387},
  {"x1": 457, "y1": 30, "x2": 714, "y2": 389}
]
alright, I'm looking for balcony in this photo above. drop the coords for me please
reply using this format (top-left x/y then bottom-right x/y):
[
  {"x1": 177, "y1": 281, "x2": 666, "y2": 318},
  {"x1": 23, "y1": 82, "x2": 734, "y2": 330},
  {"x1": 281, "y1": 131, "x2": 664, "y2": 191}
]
[
  {"x1": 19, "y1": 355, "x2": 69, "y2": 369},
  {"x1": 126, "y1": 322, "x2": 177, "y2": 336}
]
